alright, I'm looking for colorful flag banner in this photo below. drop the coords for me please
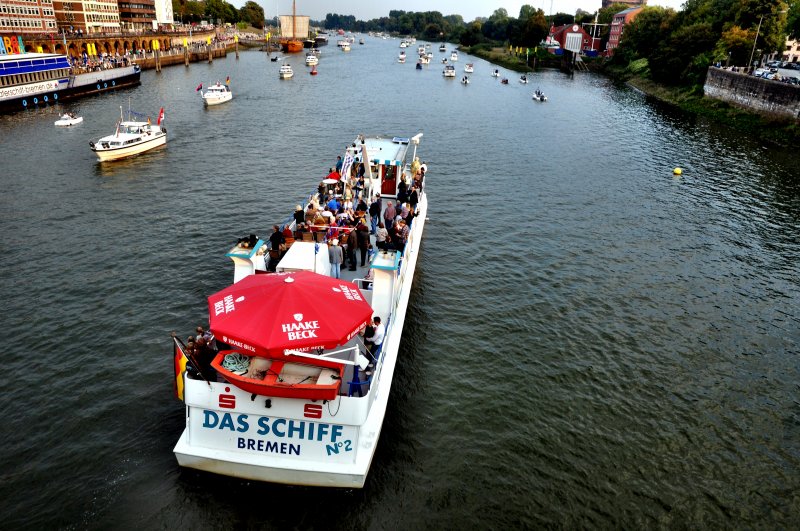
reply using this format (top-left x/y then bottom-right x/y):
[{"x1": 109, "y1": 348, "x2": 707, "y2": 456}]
[
  {"x1": 157, "y1": 107, "x2": 164, "y2": 125},
  {"x1": 225, "y1": 75, "x2": 230, "y2": 85},
  {"x1": 173, "y1": 336, "x2": 188, "y2": 401},
  {"x1": 339, "y1": 151, "x2": 355, "y2": 182},
  {"x1": 196, "y1": 83, "x2": 202, "y2": 92}
]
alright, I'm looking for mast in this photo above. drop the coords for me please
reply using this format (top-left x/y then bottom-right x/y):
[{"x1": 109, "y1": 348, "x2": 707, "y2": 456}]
[{"x1": 292, "y1": 0, "x2": 296, "y2": 40}]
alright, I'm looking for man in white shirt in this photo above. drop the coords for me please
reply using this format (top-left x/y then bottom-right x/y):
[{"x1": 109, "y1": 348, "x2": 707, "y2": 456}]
[{"x1": 367, "y1": 316, "x2": 384, "y2": 355}]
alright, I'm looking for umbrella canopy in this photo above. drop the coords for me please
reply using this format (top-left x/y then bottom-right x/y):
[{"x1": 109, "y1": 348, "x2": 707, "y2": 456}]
[{"x1": 207, "y1": 271, "x2": 373, "y2": 358}]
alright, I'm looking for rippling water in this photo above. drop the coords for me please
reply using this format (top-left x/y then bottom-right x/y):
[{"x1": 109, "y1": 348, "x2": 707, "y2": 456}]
[{"x1": 1, "y1": 36, "x2": 799, "y2": 528}]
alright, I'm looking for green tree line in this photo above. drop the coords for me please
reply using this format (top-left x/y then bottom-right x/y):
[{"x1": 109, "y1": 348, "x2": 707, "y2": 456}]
[
  {"x1": 613, "y1": 0, "x2": 797, "y2": 87},
  {"x1": 172, "y1": 0, "x2": 265, "y2": 29}
]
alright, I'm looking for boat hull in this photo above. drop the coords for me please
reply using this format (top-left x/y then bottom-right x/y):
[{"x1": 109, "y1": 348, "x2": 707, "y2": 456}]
[
  {"x1": 0, "y1": 65, "x2": 141, "y2": 114},
  {"x1": 92, "y1": 133, "x2": 166, "y2": 161},
  {"x1": 203, "y1": 94, "x2": 232, "y2": 106}
]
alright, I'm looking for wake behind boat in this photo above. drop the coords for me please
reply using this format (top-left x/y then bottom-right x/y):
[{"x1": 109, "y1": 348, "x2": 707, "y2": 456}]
[
  {"x1": 173, "y1": 133, "x2": 429, "y2": 488},
  {"x1": 90, "y1": 106, "x2": 166, "y2": 161}
]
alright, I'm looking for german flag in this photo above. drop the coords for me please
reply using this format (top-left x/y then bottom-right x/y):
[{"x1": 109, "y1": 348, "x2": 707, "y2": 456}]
[{"x1": 173, "y1": 336, "x2": 188, "y2": 401}]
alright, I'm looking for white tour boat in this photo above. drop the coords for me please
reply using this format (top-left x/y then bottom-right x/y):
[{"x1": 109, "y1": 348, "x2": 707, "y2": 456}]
[
  {"x1": 305, "y1": 54, "x2": 318, "y2": 66},
  {"x1": 443, "y1": 64, "x2": 456, "y2": 77},
  {"x1": 279, "y1": 63, "x2": 294, "y2": 79},
  {"x1": 201, "y1": 82, "x2": 232, "y2": 106},
  {"x1": 464, "y1": 63, "x2": 474, "y2": 73},
  {"x1": 173, "y1": 133, "x2": 428, "y2": 488},
  {"x1": 54, "y1": 112, "x2": 83, "y2": 126},
  {"x1": 89, "y1": 106, "x2": 166, "y2": 162}
]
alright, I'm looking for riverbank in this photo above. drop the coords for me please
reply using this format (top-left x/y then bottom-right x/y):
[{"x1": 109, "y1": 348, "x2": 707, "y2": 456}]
[
  {"x1": 458, "y1": 44, "x2": 561, "y2": 72},
  {"x1": 602, "y1": 63, "x2": 800, "y2": 147}
]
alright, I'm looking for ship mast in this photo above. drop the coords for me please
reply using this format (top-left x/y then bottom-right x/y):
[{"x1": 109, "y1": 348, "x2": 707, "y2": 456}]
[{"x1": 292, "y1": 0, "x2": 296, "y2": 39}]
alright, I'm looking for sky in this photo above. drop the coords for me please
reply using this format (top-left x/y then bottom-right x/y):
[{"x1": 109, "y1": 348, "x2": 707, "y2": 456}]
[{"x1": 256, "y1": 1, "x2": 687, "y2": 21}]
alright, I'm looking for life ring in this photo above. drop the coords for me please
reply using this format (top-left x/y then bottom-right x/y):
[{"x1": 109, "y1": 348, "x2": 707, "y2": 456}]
[
  {"x1": 53, "y1": 93, "x2": 58, "y2": 100},
  {"x1": 44, "y1": 95, "x2": 48, "y2": 102},
  {"x1": 96, "y1": 84, "x2": 101, "y2": 90},
  {"x1": 33, "y1": 97, "x2": 38, "y2": 104},
  {"x1": 112, "y1": 80, "x2": 115, "y2": 86},
  {"x1": 103, "y1": 82, "x2": 107, "y2": 88},
  {"x1": 22, "y1": 99, "x2": 27, "y2": 106}
]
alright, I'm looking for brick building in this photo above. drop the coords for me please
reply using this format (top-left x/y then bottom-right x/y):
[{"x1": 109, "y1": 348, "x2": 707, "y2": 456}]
[
  {"x1": 117, "y1": 0, "x2": 155, "y2": 31},
  {"x1": 51, "y1": 0, "x2": 120, "y2": 34},
  {"x1": 0, "y1": 0, "x2": 58, "y2": 34},
  {"x1": 607, "y1": 6, "x2": 643, "y2": 56}
]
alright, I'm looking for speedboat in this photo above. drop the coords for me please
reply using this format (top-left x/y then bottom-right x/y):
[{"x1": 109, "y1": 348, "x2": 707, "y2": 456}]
[
  {"x1": 90, "y1": 107, "x2": 167, "y2": 162},
  {"x1": 310, "y1": 65, "x2": 318, "y2": 75},
  {"x1": 173, "y1": 132, "x2": 429, "y2": 489},
  {"x1": 201, "y1": 82, "x2": 232, "y2": 106},
  {"x1": 491, "y1": 69, "x2": 500, "y2": 77},
  {"x1": 464, "y1": 63, "x2": 474, "y2": 73},
  {"x1": 461, "y1": 76, "x2": 470, "y2": 84},
  {"x1": 533, "y1": 89, "x2": 548, "y2": 102},
  {"x1": 398, "y1": 51, "x2": 406, "y2": 63},
  {"x1": 441, "y1": 57, "x2": 448, "y2": 64},
  {"x1": 305, "y1": 54, "x2": 318, "y2": 66},
  {"x1": 54, "y1": 112, "x2": 82, "y2": 126},
  {"x1": 501, "y1": 78, "x2": 509, "y2": 84},
  {"x1": 419, "y1": 55, "x2": 430, "y2": 64},
  {"x1": 359, "y1": 38, "x2": 365, "y2": 45},
  {"x1": 416, "y1": 61, "x2": 422, "y2": 70},
  {"x1": 519, "y1": 75, "x2": 529, "y2": 84},
  {"x1": 279, "y1": 63, "x2": 293, "y2": 79},
  {"x1": 450, "y1": 51, "x2": 458, "y2": 62},
  {"x1": 443, "y1": 65, "x2": 456, "y2": 77},
  {"x1": 439, "y1": 43, "x2": 446, "y2": 52},
  {"x1": 341, "y1": 42, "x2": 351, "y2": 52}
]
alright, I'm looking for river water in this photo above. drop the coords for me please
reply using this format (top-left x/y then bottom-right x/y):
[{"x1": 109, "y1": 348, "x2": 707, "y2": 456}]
[{"x1": 1, "y1": 36, "x2": 799, "y2": 528}]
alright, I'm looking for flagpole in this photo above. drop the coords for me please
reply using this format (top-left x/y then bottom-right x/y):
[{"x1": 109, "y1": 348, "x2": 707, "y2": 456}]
[{"x1": 171, "y1": 332, "x2": 211, "y2": 387}]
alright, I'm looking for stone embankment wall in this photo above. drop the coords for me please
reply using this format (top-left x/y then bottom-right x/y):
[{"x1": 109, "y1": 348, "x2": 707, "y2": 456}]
[{"x1": 704, "y1": 68, "x2": 800, "y2": 120}]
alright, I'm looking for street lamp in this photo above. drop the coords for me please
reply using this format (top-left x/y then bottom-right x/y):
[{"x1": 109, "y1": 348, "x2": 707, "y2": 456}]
[{"x1": 748, "y1": 14, "x2": 763, "y2": 69}]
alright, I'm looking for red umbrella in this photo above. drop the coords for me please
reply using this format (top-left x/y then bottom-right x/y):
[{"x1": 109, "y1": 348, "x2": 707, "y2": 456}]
[{"x1": 207, "y1": 271, "x2": 373, "y2": 358}]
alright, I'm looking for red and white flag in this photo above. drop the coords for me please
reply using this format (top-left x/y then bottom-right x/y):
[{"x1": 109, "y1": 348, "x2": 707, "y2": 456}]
[{"x1": 157, "y1": 107, "x2": 164, "y2": 125}]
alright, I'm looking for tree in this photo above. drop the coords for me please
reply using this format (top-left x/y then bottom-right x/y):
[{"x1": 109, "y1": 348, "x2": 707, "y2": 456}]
[
  {"x1": 616, "y1": 6, "x2": 677, "y2": 61},
  {"x1": 239, "y1": 1, "x2": 264, "y2": 29},
  {"x1": 422, "y1": 23, "x2": 443, "y2": 40},
  {"x1": 714, "y1": 24, "x2": 756, "y2": 64},
  {"x1": 788, "y1": 0, "x2": 800, "y2": 37},
  {"x1": 551, "y1": 12, "x2": 574, "y2": 26},
  {"x1": 460, "y1": 20, "x2": 483, "y2": 46}
]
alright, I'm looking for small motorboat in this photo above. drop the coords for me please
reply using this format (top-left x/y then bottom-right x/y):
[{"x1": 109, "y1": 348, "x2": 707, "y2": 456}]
[
  {"x1": 464, "y1": 63, "x2": 474, "y2": 73},
  {"x1": 500, "y1": 78, "x2": 509, "y2": 84},
  {"x1": 310, "y1": 65, "x2": 318, "y2": 75},
  {"x1": 519, "y1": 75, "x2": 529, "y2": 84},
  {"x1": 305, "y1": 53, "x2": 318, "y2": 66},
  {"x1": 201, "y1": 81, "x2": 232, "y2": 106},
  {"x1": 461, "y1": 76, "x2": 470, "y2": 85},
  {"x1": 441, "y1": 57, "x2": 448, "y2": 64},
  {"x1": 270, "y1": 55, "x2": 280, "y2": 62},
  {"x1": 439, "y1": 43, "x2": 446, "y2": 52},
  {"x1": 279, "y1": 63, "x2": 294, "y2": 79},
  {"x1": 450, "y1": 51, "x2": 458, "y2": 62},
  {"x1": 55, "y1": 112, "x2": 83, "y2": 127},
  {"x1": 492, "y1": 69, "x2": 500, "y2": 78},
  {"x1": 443, "y1": 65, "x2": 456, "y2": 77},
  {"x1": 90, "y1": 106, "x2": 167, "y2": 162},
  {"x1": 533, "y1": 89, "x2": 548, "y2": 102},
  {"x1": 398, "y1": 51, "x2": 406, "y2": 63},
  {"x1": 416, "y1": 61, "x2": 422, "y2": 70}
]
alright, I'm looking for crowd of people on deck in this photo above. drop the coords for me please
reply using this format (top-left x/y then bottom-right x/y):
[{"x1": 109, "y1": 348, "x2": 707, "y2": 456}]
[
  {"x1": 261, "y1": 153, "x2": 427, "y2": 280},
  {"x1": 182, "y1": 326, "x2": 218, "y2": 380}
]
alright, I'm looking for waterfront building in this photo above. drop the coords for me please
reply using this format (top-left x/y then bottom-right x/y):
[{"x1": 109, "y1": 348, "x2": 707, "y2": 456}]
[
  {"x1": 783, "y1": 38, "x2": 800, "y2": 64},
  {"x1": 117, "y1": 0, "x2": 155, "y2": 32},
  {"x1": 0, "y1": 0, "x2": 58, "y2": 34},
  {"x1": 550, "y1": 24, "x2": 595, "y2": 54},
  {"x1": 51, "y1": 0, "x2": 120, "y2": 35},
  {"x1": 153, "y1": 0, "x2": 171, "y2": 26},
  {"x1": 602, "y1": 0, "x2": 646, "y2": 8},
  {"x1": 606, "y1": 6, "x2": 643, "y2": 56}
]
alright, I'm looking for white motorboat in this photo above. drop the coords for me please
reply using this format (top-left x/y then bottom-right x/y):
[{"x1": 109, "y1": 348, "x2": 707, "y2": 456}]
[
  {"x1": 201, "y1": 82, "x2": 232, "y2": 106},
  {"x1": 533, "y1": 89, "x2": 548, "y2": 102},
  {"x1": 491, "y1": 69, "x2": 501, "y2": 77},
  {"x1": 464, "y1": 63, "x2": 474, "y2": 73},
  {"x1": 54, "y1": 112, "x2": 83, "y2": 126},
  {"x1": 279, "y1": 63, "x2": 294, "y2": 79},
  {"x1": 450, "y1": 51, "x2": 458, "y2": 62},
  {"x1": 519, "y1": 75, "x2": 529, "y2": 84},
  {"x1": 359, "y1": 38, "x2": 365, "y2": 45},
  {"x1": 398, "y1": 51, "x2": 406, "y2": 63},
  {"x1": 305, "y1": 54, "x2": 318, "y2": 66},
  {"x1": 419, "y1": 55, "x2": 430, "y2": 65},
  {"x1": 461, "y1": 76, "x2": 470, "y2": 84},
  {"x1": 89, "y1": 106, "x2": 167, "y2": 162},
  {"x1": 173, "y1": 133, "x2": 429, "y2": 489},
  {"x1": 341, "y1": 42, "x2": 351, "y2": 52},
  {"x1": 443, "y1": 65, "x2": 456, "y2": 77},
  {"x1": 439, "y1": 43, "x2": 446, "y2": 52}
]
